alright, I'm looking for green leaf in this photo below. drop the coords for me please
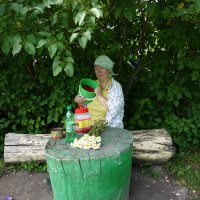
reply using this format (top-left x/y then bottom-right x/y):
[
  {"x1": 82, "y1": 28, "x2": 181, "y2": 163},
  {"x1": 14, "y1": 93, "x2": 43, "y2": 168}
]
[
  {"x1": 183, "y1": 126, "x2": 189, "y2": 133},
  {"x1": 193, "y1": 138, "x2": 199, "y2": 145},
  {"x1": 52, "y1": 58, "x2": 62, "y2": 76},
  {"x1": 8, "y1": 111, "x2": 15, "y2": 119},
  {"x1": 173, "y1": 100, "x2": 179, "y2": 107},
  {"x1": 91, "y1": 7, "x2": 103, "y2": 18},
  {"x1": 78, "y1": 36, "x2": 87, "y2": 49},
  {"x1": 12, "y1": 43, "x2": 22, "y2": 56},
  {"x1": 20, "y1": 6, "x2": 29, "y2": 15},
  {"x1": 33, "y1": 5, "x2": 44, "y2": 14},
  {"x1": 70, "y1": 33, "x2": 79, "y2": 43},
  {"x1": 154, "y1": 118, "x2": 161, "y2": 123},
  {"x1": 38, "y1": 31, "x2": 51, "y2": 37},
  {"x1": 157, "y1": 91, "x2": 164, "y2": 100},
  {"x1": 191, "y1": 128, "x2": 198, "y2": 137},
  {"x1": 147, "y1": 3, "x2": 156, "y2": 16},
  {"x1": 83, "y1": 30, "x2": 91, "y2": 41},
  {"x1": 65, "y1": 56, "x2": 74, "y2": 64},
  {"x1": 56, "y1": 42, "x2": 64, "y2": 51},
  {"x1": 65, "y1": 50, "x2": 72, "y2": 56},
  {"x1": 195, "y1": 1, "x2": 200, "y2": 13},
  {"x1": 53, "y1": 65, "x2": 62, "y2": 76},
  {"x1": 47, "y1": 112, "x2": 53, "y2": 123},
  {"x1": 64, "y1": 63, "x2": 74, "y2": 77},
  {"x1": 72, "y1": 1, "x2": 79, "y2": 10},
  {"x1": 74, "y1": 11, "x2": 86, "y2": 26},
  {"x1": 0, "y1": 4, "x2": 6, "y2": 16},
  {"x1": 51, "y1": 0, "x2": 63, "y2": 4},
  {"x1": 183, "y1": 90, "x2": 192, "y2": 98},
  {"x1": 56, "y1": 32, "x2": 64, "y2": 40},
  {"x1": 10, "y1": 3, "x2": 23, "y2": 14},
  {"x1": 52, "y1": 56, "x2": 61, "y2": 67},
  {"x1": 24, "y1": 41, "x2": 36, "y2": 56},
  {"x1": 27, "y1": 34, "x2": 36, "y2": 44},
  {"x1": 61, "y1": 13, "x2": 68, "y2": 28},
  {"x1": 114, "y1": 7, "x2": 122, "y2": 19},
  {"x1": 37, "y1": 47, "x2": 44, "y2": 55},
  {"x1": 51, "y1": 14, "x2": 57, "y2": 26},
  {"x1": 178, "y1": 61, "x2": 184, "y2": 70},
  {"x1": 2, "y1": 40, "x2": 11, "y2": 55},
  {"x1": 36, "y1": 39, "x2": 46, "y2": 48},
  {"x1": 73, "y1": 27, "x2": 81, "y2": 32},
  {"x1": 48, "y1": 43, "x2": 58, "y2": 58},
  {"x1": 92, "y1": 0, "x2": 99, "y2": 3},
  {"x1": 124, "y1": 7, "x2": 134, "y2": 21},
  {"x1": 191, "y1": 71, "x2": 199, "y2": 81},
  {"x1": 12, "y1": 34, "x2": 22, "y2": 46},
  {"x1": 11, "y1": 35, "x2": 22, "y2": 55},
  {"x1": 176, "y1": 92, "x2": 182, "y2": 100}
]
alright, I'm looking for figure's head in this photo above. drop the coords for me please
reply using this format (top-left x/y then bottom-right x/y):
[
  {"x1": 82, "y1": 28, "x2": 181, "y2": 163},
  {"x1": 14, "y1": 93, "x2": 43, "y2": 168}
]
[{"x1": 94, "y1": 55, "x2": 115, "y2": 79}]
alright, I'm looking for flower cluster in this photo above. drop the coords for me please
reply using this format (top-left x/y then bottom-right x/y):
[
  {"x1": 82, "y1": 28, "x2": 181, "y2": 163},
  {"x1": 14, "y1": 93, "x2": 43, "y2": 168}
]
[{"x1": 70, "y1": 134, "x2": 101, "y2": 150}]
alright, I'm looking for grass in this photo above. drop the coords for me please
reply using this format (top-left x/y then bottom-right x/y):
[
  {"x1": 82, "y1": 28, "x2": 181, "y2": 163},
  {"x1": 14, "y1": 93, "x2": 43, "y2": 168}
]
[
  {"x1": 140, "y1": 163, "x2": 161, "y2": 179},
  {"x1": 0, "y1": 159, "x2": 47, "y2": 176},
  {"x1": 0, "y1": 159, "x2": 5, "y2": 176},
  {"x1": 164, "y1": 146, "x2": 200, "y2": 197}
]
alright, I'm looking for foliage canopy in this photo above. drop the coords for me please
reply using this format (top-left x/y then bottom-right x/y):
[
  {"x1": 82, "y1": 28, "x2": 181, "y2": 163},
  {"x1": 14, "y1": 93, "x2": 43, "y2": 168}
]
[{"x1": 0, "y1": 0, "x2": 200, "y2": 156}]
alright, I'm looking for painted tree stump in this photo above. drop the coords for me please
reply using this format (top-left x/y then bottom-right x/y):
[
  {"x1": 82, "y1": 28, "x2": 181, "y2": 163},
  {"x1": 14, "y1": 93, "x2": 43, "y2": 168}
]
[{"x1": 45, "y1": 127, "x2": 133, "y2": 200}]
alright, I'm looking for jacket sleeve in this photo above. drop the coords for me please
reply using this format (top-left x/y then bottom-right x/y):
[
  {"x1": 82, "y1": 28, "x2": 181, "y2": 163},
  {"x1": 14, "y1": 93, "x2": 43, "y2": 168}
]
[{"x1": 106, "y1": 81, "x2": 124, "y2": 124}]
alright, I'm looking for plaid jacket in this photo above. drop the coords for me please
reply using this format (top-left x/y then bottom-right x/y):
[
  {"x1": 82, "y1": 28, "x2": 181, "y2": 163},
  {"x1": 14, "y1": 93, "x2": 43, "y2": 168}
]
[{"x1": 106, "y1": 78, "x2": 124, "y2": 128}]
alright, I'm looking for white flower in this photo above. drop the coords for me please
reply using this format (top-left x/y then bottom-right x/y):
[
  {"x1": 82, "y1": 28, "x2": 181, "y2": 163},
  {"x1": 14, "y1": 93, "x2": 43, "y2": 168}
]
[
  {"x1": 70, "y1": 135, "x2": 101, "y2": 150},
  {"x1": 96, "y1": 136, "x2": 101, "y2": 143}
]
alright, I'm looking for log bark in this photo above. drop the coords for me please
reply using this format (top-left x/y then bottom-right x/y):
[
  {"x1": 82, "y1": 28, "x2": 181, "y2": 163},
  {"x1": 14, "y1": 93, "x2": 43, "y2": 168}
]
[
  {"x1": 132, "y1": 128, "x2": 176, "y2": 165},
  {"x1": 4, "y1": 129, "x2": 176, "y2": 164}
]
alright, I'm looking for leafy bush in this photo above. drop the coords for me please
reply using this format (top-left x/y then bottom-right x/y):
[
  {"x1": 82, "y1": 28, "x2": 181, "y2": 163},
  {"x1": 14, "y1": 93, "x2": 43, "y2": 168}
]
[{"x1": 0, "y1": 0, "x2": 200, "y2": 157}]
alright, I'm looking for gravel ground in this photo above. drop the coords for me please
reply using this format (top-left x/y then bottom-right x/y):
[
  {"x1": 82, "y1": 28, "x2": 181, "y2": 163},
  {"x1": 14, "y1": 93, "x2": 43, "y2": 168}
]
[{"x1": 0, "y1": 165, "x2": 198, "y2": 200}]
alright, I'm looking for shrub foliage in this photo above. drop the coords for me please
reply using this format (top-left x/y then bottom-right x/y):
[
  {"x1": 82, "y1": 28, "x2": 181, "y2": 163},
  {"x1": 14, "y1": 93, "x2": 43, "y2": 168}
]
[{"x1": 0, "y1": 0, "x2": 200, "y2": 156}]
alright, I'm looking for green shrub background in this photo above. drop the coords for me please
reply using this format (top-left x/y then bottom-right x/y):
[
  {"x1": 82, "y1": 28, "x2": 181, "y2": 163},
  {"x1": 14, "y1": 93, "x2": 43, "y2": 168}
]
[{"x1": 0, "y1": 0, "x2": 200, "y2": 157}]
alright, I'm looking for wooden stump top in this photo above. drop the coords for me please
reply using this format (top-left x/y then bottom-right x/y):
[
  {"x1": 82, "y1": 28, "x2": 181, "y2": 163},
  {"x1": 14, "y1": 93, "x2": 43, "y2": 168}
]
[{"x1": 45, "y1": 127, "x2": 133, "y2": 160}]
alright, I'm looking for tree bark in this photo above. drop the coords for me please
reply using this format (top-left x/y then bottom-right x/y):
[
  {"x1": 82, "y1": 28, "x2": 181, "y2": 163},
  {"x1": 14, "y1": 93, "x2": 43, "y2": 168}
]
[
  {"x1": 4, "y1": 129, "x2": 175, "y2": 164},
  {"x1": 131, "y1": 128, "x2": 176, "y2": 165}
]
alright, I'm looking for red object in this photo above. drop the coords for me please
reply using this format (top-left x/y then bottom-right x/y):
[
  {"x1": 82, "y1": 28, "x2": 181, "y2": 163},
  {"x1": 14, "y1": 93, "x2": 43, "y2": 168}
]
[
  {"x1": 75, "y1": 126, "x2": 92, "y2": 134},
  {"x1": 75, "y1": 105, "x2": 92, "y2": 134},
  {"x1": 82, "y1": 85, "x2": 94, "y2": 92},
  {"x1": 75, "y1": 107, "x2": 88, "y2": 113}
]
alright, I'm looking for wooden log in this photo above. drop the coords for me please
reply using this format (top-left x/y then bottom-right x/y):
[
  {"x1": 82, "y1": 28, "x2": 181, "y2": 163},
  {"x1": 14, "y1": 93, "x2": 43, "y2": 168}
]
[
  {"x1": 132, "y1": 128, "x2": 176, "y2": 165},
  {"x1": 4, "y1": 128, "x2": 175, "y2": 164},
  {"x1": 45, "y1": 128, "x2": 133, "y2": 200},
  {"x1": 4, "y1": 133, "x2": 51, "y2": 163}
]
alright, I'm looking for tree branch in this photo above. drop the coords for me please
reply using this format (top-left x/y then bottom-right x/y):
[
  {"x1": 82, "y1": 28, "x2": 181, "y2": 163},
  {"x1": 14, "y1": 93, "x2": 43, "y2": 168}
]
[{"x1": 124, "y1": 52, "x2": 159, "y2": 98}]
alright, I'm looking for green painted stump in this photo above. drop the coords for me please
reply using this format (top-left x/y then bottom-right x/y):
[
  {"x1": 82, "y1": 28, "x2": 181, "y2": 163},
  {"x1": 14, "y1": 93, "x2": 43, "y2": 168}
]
[{"x1": 45, "y1": 127, "x2": 133, "y2": 200}]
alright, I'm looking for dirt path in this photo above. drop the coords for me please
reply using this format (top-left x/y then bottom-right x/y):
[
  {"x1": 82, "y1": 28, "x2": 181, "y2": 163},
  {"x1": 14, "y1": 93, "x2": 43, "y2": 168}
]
[{"x1": 0, "y1": 166, "x2": 198, "y2": 200}]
